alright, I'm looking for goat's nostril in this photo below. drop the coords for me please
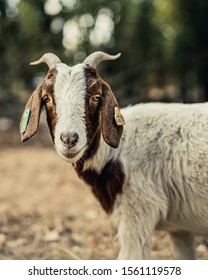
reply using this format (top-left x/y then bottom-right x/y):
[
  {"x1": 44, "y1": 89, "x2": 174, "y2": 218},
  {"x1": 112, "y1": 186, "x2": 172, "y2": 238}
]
[
  {"x1": 71, "y1": 132, "x2": 79, "y2": 146},
  {"x1": 60, "y1": 133, "x2": 67, "y2": 145},
  {"x1": 60, "y1": 132, "x2": 79, "y2": 148}
]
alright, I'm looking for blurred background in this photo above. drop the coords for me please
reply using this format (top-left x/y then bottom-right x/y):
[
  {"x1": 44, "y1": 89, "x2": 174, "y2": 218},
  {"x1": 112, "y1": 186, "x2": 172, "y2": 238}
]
[
  {"x1": 2, "y1": 0, "x2": 208, "y2": 123},
  {"x1": 1, "y1": 0, "x2": 208, "y2": 259}
]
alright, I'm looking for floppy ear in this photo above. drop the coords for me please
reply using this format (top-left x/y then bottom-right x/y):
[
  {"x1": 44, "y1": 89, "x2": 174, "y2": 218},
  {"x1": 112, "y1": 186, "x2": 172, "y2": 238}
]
[
  {"x1": 100, "y1": 81, "x2": 125, "y2": 148},
  {"x1": 20, "y1": 83, "x2": 43, "y2": 142}
]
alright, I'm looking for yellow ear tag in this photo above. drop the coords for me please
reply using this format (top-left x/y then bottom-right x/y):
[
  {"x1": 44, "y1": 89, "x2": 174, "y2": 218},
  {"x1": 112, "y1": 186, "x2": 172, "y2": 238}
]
[
  {"x1": 114, "y1": 106, "x2": 125, "y2": 126},
  {"x1": 20, "y1": 108, "x2": 31, "y2": 134}
]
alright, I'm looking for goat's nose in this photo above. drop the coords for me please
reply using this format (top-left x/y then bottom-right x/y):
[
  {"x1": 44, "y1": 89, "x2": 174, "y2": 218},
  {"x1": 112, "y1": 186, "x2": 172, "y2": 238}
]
[{"x1": 60, "y1": 132, "x2": 79, "y2": 148}]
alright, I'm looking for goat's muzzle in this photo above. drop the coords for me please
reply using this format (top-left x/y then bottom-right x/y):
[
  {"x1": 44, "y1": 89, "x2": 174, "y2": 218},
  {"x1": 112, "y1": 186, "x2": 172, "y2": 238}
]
[{"x1": 60, "y1": 131, "x2": 79, "y2": 149}]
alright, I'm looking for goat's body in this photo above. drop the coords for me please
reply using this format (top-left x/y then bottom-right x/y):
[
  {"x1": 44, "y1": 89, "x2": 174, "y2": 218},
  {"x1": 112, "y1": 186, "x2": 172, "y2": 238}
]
[
  {"x1": 21, "y1": 52, "x2": 208, "y2": 259},
  {"x1": 80, "y1": 102, "x2": 208, "y2": 259}
]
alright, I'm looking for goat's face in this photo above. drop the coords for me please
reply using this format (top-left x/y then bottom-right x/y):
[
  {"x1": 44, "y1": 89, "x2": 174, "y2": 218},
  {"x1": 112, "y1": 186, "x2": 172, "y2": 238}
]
[{"x1": 20, "y1": 52, "x2": 125, "y2": 163}]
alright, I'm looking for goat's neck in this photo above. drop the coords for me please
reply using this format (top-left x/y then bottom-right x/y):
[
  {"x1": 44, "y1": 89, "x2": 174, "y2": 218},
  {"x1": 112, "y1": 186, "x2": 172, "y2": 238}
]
[
  {"x1": 75, "y1": 131, "x2": 111, "y2": 174},
  {"x1": 74, "y1": 132, "x2": 124, "y2": 214}
]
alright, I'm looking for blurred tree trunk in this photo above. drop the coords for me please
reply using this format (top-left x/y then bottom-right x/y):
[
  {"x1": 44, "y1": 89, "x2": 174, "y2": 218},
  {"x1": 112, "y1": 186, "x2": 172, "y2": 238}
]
[{"x1": 173, "y1": 0, "x2": 208, "y2": 102}]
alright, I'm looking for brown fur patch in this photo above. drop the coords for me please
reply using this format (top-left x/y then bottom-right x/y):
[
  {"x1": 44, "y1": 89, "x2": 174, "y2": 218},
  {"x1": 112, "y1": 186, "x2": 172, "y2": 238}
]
[
  {"x1": 84, "y1": 66, "x2": 102, "y2": 147},
  {"x1": 42, "y1": 69, "x2": 57, "y2": 142},
  {"x1": 82, "y1": 66, "x2": 124, "y2": 160},
  {"x1": 100, "y1": 81, "x2": 123, "y2": 148},
  {"x1": 73, "y1": 67, "x2": 125, "y2": 214},
  {"x1": 20, "y1": 83, "x2": 43, "y2": 142},
  {"x1": 20, "y1": 68, "x2": 57, "y2": 142},
  {"x1": 75, "y1": 160, "x2": 125, "y2": 213}
]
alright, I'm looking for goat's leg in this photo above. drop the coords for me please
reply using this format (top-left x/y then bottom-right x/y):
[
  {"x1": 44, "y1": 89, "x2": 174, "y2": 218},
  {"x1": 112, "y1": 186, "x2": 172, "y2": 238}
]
[
  {"x1": 117, "y1": 236, "x2": 151, "y2": 259},
  {"x1": 115, "y1": 184, "x2": 162, "y2": 259},
  {"x1": 116, "y1": 214, "x2": 155, "y2": 259},
  {"x1": 170, "y1": 231, "x2": 195, "y2": 259}
]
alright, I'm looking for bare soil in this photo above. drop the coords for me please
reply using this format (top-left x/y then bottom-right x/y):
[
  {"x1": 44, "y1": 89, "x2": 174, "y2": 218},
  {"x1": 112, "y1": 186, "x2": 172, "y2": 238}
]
[{"x1": 0, "y1": 130, "x2": 208, "y2": 260}]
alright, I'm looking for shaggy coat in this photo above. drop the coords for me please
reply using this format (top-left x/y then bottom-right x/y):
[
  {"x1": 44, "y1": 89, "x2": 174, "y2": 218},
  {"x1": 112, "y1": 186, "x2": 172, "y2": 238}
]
[{"x1": 20, "y1": 52, "x2": 208, "y2": 259}]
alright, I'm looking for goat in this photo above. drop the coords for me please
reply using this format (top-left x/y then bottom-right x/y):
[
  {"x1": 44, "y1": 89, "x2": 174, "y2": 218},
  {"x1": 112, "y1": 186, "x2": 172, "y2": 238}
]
[{"x1": 20, "y1": 51, "x2": 208, "y2": 259}]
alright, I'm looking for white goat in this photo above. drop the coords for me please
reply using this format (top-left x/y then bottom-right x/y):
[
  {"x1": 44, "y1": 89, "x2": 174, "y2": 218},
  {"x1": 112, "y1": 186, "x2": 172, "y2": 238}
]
[{"x1": 20, "y1": 52, "x2": 208, "y2": 259}]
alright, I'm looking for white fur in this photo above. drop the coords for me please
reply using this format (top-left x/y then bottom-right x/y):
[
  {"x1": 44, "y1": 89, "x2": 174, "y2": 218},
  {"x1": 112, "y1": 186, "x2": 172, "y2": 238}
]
[
  {"x1": 44, "y1": 62, "x2": 208, "y2": 259},
  {"x1": 82, "y1": 102, "x2": 208, "y2": 259},
  {"x1": 54, "y1": 63, "x2": 88, "y2": 162},
  {"x1": 25, "y1": 53, "x2": 208, "y2": 259}
]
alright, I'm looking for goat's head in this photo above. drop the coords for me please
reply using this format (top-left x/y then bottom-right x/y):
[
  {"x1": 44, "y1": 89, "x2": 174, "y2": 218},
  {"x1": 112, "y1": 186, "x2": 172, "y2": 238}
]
[{"x1": 20, "y1": 51, "x2": 125, "y2": 163}]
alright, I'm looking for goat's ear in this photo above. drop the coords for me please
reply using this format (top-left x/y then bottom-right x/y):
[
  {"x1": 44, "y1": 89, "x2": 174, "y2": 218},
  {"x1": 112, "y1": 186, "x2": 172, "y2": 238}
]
[
  {"x1": 20, "y1": 83, "x2": 43, "y2": 142},
  {"x1": 100, "y1": 81, "x2": 125, "y2": 148}
]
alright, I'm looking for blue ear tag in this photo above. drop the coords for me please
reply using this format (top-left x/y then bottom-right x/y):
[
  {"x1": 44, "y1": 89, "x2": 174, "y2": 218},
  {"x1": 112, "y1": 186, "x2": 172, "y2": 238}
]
[{"x1": 20, "y1": 108, "x2": 31, "y2": 134}]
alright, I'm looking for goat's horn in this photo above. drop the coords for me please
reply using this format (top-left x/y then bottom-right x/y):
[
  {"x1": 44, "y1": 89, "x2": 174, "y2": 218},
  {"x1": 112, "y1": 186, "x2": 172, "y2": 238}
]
[
  {"x1": 30, "y1": 53, "x2": 61, "y2": 68},
  {"x1": 83, "y1": 51, "x2": 121, "y2": 68}
]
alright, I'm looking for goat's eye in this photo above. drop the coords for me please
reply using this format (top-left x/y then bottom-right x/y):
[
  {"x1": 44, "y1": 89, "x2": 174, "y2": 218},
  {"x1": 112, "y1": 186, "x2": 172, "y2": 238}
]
[
  {"x1": 92, "y1": 95, "x2": 101, "y2": 102},
  {"x1": 43, "y1": 96, "x2": 50, "y2": 103}
]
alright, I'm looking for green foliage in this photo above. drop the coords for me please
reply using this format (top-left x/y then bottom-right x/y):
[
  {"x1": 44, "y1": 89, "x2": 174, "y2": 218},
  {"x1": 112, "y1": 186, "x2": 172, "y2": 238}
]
[
  {"x1": 172, "y1": 0, "x2": 208, "y2": 101},
  {"x1": 1, "y1": 0, "x2": 208, "y2": 115}
]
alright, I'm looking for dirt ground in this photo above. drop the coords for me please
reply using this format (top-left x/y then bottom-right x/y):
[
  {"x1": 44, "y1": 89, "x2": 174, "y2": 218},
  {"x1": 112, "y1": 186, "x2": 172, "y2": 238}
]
[{"x1": 0, "y1": 129, "x2": 208, "y2": 260}]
